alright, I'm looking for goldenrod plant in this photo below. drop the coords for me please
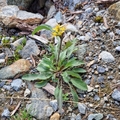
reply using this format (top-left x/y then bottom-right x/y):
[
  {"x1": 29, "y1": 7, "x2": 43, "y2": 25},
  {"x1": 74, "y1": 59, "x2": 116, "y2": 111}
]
[{"x1": 22, "y1": 24, "x2": 87, "y2": 113}]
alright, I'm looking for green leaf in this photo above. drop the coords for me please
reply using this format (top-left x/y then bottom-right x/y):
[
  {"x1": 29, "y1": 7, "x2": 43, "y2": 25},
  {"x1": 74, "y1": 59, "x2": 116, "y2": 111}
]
[
  {"x1": 61, "y1": 71, "x2": 70, "y2": 83},
  {"x1": 37, "y1": 57, "x2": 55, "y2": 71},
  {"x1": 54, "y1": 36, "x2": 61, "y2": 61},
  {"x1": 59, "y1": 50, "x2": 67, "y2": 64},
  {"x1": 70, "y1": 78, "x2": 88, "y2": 91},
  {"x1": 22, "y1": 74, "x2": 41, "y2": 81},
  {"x1": 72, "y1": 68, "x2": 86, "y2": 73},
  {"x1": 64, "y1": 59, "x2": 85, "y2": 69},
  {"x1": 37, "y1": 63, "x2": 50, "y2": 72},
  {"x1": 32, "y1": 24, "x2": 52, "y2": 35},
  {"x1": 54, "y1": 85, "x2": 59, "y2": 100},
  {"x1": 66, "y1": 40, "x2": 77, "y2": 58},
  {"x1": 58, "y1": 86, "x2": 63, "y2": 113},
  {"x1": 69, "y1": 84, "x2": 78, "y2": 103},
  {"x1": 35, "y1": 81, "x2": 48, "y2": 88},
  {"x1": 66, "y1": 71, "x2": 81, "y2": 79}
]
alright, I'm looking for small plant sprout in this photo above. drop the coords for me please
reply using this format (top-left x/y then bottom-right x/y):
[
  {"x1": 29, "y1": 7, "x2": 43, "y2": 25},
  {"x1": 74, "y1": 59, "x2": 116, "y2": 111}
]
[{"x1": 22, "y1": 24, "x2": 88, "y2": 113}]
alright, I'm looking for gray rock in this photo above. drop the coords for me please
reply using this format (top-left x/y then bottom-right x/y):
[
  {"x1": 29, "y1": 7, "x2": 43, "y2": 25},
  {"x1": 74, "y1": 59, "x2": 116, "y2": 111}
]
[
  {"x1": 0, "y1": 53, "x2": 5, "y2": 59},
  {"x1": 0, "y1": 93, "x2": 5, "y2": 102},
  {"x1": 45, "y1": 18, "x2": 58, "y2": 28},
  {"x1": 0, "y1": 81, "x2": 5, "y2": 88},
  {"x1": 7, "y1": 0, "x2": 33, "y2": 9},
  {"x1": 78, "y1": 103, "x2": 87, "y2": 114},
  {"x1": 71, "y1": 113, "x2": 76, "y2": 120},
  {"x1": 106, "y1": 114, "x2": 117, "y2": 120},
  {"x1": 96, "y1": 10, "x2": 105, "y2": 16},
  {"x1": 77, "y1": 36, "x2": 85, "y2": 41},
  {"x1": 116, "y1": 29, "x2": 120, "y2": 35},
  {"x1": 0, "y1": 59, "x2": 5, "y2": 64},
  {"x1": 115, "y1": 46, "x2": 120, "y2": 52},
  {"x1": 99, "y1": 51, "x2": 115, "y2": 63},
  {"x1": 50, "y1": 100, "x2": 58, "y2": 111},
  {"x1": 88, "y1": 113, "x2": 103, "y2": 120},
  {"x1": 26, "y1": 86, "x2": 50, "y2": 120},
  {"x1": 20, "y1": 40, "x2": 40, "y2": 58},
  {"x1": 1, "y1": 108, "x2": 10, "y2": 118},
  {"x1": 11, "y1": 79, "x2": 23, "y2": 91},
  {"x1": 97, "y1": 66, "x2": 106, "y2": 73},
  {"x1": 54, "y1": 11, "x2": 63, "y2": 23},
  {"x1": 97, "y1": 76, "x2": 104, "y2": 83},
  {"x1": 47, "y1": 5, "x2": 56, "y2": 19},
  {"x1": 76, "y1": 113, "x2": 82, "y2": 120},
  {"x1": 94, "y1": 95, "x2": 100, "y2": 101},
  {"x1": 3, "y1": 85, "x2": 12, "y2": 91},
  {"x1": 112, "y1": 89, "x2": 120, "y2": 102},
  {"x1": 85, "y1": 8, "x2": 93, "y2": 13},
  {"x1": 11, "y1": 37, "x2": 26, "y2": 50},
  {"x1": 46, "y1": 107, "x2": 54, "y2": 117},
  {"x1": 99, "y1": 25, "x2": 108, "y2": 32},
  {"x1": 76, "y1": 44, "x2": 87, "y2": 60}
]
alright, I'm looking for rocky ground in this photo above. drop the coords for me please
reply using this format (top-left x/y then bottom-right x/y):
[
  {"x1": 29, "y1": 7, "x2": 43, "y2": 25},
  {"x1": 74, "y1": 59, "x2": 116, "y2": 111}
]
[{"x1": 0, "y1": 0, "x2": 120, "y2": 120}]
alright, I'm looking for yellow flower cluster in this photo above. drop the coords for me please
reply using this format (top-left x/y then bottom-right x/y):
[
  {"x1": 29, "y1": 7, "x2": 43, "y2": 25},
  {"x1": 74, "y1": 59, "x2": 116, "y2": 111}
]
[{"x1": 52, "y1": 24, "x2": 66, "y2": 37}]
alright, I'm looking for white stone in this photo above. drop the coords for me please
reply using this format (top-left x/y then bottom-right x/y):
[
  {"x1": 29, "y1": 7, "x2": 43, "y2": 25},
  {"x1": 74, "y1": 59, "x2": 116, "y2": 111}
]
[{"x1": 99, "y1": 51, "x2": 115, "y2": 63}]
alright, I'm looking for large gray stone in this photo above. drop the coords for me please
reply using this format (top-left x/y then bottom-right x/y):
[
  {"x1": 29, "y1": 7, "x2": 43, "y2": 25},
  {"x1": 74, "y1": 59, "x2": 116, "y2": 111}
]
[
  {"x1": 0, "y1": 5, "x2": 43, "y2": 28},
  {"x1": 20, "y1": 40, "x2": 40, "y2": 58},
  {"x1": 26, "y1": 85, "x2": 52, "y2": 120},
  {"x1": 99, "y1": 51, "x2": 115, "y2": 63}
]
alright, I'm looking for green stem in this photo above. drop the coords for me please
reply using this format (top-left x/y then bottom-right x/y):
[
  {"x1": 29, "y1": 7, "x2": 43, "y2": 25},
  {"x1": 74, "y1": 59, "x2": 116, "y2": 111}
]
[{"x1": 57, "y1": 36, "x2": 62, "y2": 65}]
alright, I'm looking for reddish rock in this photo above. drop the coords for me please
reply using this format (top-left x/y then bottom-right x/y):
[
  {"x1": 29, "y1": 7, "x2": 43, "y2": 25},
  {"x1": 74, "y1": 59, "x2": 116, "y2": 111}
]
[{"x1": 0, "y1": 59, "x2": 32, "y2": 79}]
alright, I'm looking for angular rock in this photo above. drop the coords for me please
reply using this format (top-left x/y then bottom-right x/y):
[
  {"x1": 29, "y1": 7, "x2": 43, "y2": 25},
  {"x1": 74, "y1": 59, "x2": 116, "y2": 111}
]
[
  {"x1": 76, "y1": 113, "x2": 82, "y2": 120},
  {"x1": 97, "y1": 66, "x2": 106, "y2": 73},
  {"x1": 26, "y1": 84, "x2": 51, "y2": 120},
  {"x1": 24, "y1": 88, "x2": 31, "y2": 97},
  {"x1": 78, "y1": 103, "x2": 87, "y2": 114},
  {"x1": 97, "y1": 76, "x2": 104, "y2": 83},
  {"x1": 20, "y1": 39, "x2": 40, "y2": 58},
  {"x1": 0, "y1": 81, "x2": 5, "y2": 88},
  {"x1": 1, "y1": 108, "x2": 10, "y2": 118},
  {"x1": 45, "y1": 18, "x2": 58, "y2": 28},
  {"x1": 112, "y1": 89, "x2": 120, "y2": 102},
  {"x1": 3, "y1": 85, "x2": 11, "y2": 91},
  {"x1": 50, "y1": 100, "x2": 58, "y2": 111},
  {"x1": 108, "y1": 1, "x2": 120, "y2": 21},
  {"x1": 0, "y1": 5, "x2": 43, "y2": 28},
  {"x1": 54, "y1": 11, "x2": 63, "y2": 23},
  {"x1": 88, "y1": 113, "x2": 103, "y2": 120},
  {"x1": 11, "y1": 79, "x2": 23, "y2": 91},
  {"x1": 47, "y1": 5, "x2": 56, "y2": 19},
  {"x1": 46, "y1": 107, "x2": 54, "y2": 117},
  {"x1": 64, "y1": 23, "x2": 78, "y2": 32},
  {"x1": 99, "y1": 51, "x2": 115, "y2": 63},
  {"x1": 0, "y1": 59, "x2": 31, "y2": 79}
]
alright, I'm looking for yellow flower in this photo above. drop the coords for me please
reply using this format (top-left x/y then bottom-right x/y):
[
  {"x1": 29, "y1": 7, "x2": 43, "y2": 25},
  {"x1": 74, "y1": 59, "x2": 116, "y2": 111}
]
[{"x1": 52, "y1": 24, "x2": 66, "y2": 37}]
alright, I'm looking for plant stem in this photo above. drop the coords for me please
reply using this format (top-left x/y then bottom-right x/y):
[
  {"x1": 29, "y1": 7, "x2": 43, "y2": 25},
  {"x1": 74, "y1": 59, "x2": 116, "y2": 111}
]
[{"x1": 57, "y1": 36, "x2": 62, "y2": 65}]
